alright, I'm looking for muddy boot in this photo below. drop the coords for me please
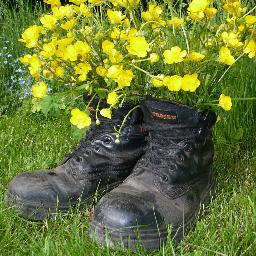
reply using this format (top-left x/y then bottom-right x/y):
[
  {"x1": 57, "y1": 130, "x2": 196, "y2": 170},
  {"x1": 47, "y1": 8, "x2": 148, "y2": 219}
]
[
  {"x1": 5, "y1": 100, "x2": 147, "y2": 220},
  {"x1": 90, "y1": 98, "x2": 217, "y2": 250}
]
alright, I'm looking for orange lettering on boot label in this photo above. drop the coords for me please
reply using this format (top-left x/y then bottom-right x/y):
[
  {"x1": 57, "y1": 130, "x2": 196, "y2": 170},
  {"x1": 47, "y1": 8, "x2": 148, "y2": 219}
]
[{"x1": 151, "y1": 111, "x2": 177, "y2": 120}]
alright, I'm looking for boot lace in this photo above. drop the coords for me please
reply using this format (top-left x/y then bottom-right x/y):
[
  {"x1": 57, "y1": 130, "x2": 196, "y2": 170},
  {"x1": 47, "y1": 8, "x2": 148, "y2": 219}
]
[{"x1": 63, "y1": 119, "x2": 120, "y2": 165}]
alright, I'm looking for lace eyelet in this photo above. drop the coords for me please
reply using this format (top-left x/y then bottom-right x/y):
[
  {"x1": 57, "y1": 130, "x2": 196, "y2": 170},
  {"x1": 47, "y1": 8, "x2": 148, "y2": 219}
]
[
  {"x1": 103, "y1": 136, "x2": 112, "y2": 144},
  {"x1": 184, "y1": 143, "x2": 192, "y2": 152},
  {"x1": 176, "y1": 153, "x2": 184, "y2": 162},
  {"x1": 161, "y1": 175, "x2": 168, "y2": 182},
  {"x1": 94, "y1": 146, "x2": 100, "y2": 152},
  {"x1": 192, "y1": 129, "x2": 198, "y2": 134},
  {"x1": 75, "y1": 156, "x2": 82, "y2": 162},
  {"x1": 84, "y1": 150, "x2": 91, "y2": 156}
]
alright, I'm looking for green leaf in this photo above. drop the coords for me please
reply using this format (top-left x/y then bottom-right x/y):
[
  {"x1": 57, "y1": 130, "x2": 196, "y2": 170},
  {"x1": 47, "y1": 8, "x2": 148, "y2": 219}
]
[
  {"x1": 71, "y1": 126, "x2": 88, "y2": 141},
  {"x1": 40, "y1": 95, "x2": 66, "y2": 117},
  {"x1": 95, "y1": 88, "x2": 107, "y2": 99},
  {"x1": 31, "y1": 98, "x2": 42, "y2": 113}
]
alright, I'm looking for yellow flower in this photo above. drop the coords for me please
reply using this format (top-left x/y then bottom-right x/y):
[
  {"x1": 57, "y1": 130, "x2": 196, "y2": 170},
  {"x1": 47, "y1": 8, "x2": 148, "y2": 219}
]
[
  {"x1": 70, "y1": 108, "x2": 91, "y2": 129},
  {"x1": 163, "y1": 47, "x2": 187, "y2": 64},
  {"x1": 69, "y1": 0, "x2": 85, "y2": 5},
  {"x1": 181, "y1": 73, "x2": 200, "y2": 92},
  {"x1": 100, "y1": 108, "x2": 112, "y2": 119},
  {"x1": 74, "y1": 62, "x2": 92, "y2": 81},
  {"x1": 32, "y1": 82, "x2": 48, "y2": 98},
  {"x1": 77, "y1": 3, "x2": 92, "y2": 17},
  {"x1": 151, "y1": 75, "x2": 164, "y2": 87},
  {"x1": 61, "y1": 18, "x2": 76, "y2": 30},
  {"x1": 52, "y1": 5, "x2": 75, "y2": 20},
  {"x1": 28, "y1": 55, "x2": 42, "y2": 80},
  {"x1": 96, "y1": 66, "x2": 108, "y2": 77},
  {"x1": 111, "y1": 0, "x2": 141, "y2": 8},
  {"x1": 55, "y1": 37, "x2": 74, "y2": 58},
  {"x1": 117, "y1": 69, "x2": 134, "y2": 87},
  {"x1": 123, "y1": 18, "x2": 130, "y2": 27},
  {"x1": 107, "y1": 65, "x2": 123, "y2": 79},
  {"x1": 168, "y1": 17, "x2": 184, "y2": 28},
  {"x1": 141, "y1": 4, "x2": 163, "y2": 22},
  {"x1": 238, "y1": 24, "x2": 245, "y2": 33},
  {"x1": 102, "y1": 40, "x2": 115, "y2": 55},
  {"x1": 163, "y1": 75, "x2": 182, "y2": 92},
  {"x1": 41, "y1": 42, "x2": 56, "y2": 58},
  {"x1": 43, "y1": 69, "x2": 54, "y2": 79},
  {"x1": 107, "y1": 91, "x2": 118, "y2": 105},
  {"x1": 219, "y1": 94, "x2": 232, "y2": 111},
  {"x1": 245, "y1": 15, "x2": 256, "y2": 27},
  {"x1": 187, "y1": 51, "x2": 205, "y2": 62},
  {"x1": 43, "y1": 0, "x2": 61, "y2": 6},
  {"x1": 149, "y1": 53, "x2": 159, "y2": 63},
  {"x1": 126, "y1": 36, "x2": 149, "y2": 57},
  {"x1": 107, "y1": 10, "x2": 125, "y2": 24},
  {"x1": 219, "y1": 46, "x2": 235, "y2": 65},
  {"x1": 110, "y1": 28, "x2": 121, "y2": 39},
  {"x1": 19, "y1": 54, "x2": 32, "y2": 64},
  {"x1": 55, "y1": 66, "x2": 65, "y2": 78},
  {"x1": 222, "y1": 1, "x2": 246, "y2": 17},
  {"x1": 74, "y1": 41, "x2": 91, "y2": 58},
  {"x1": 88, "y1": 0, "x2": 102, "y2": 4},
  {"x1": 187, "y1": 0, "x2": 210, "y2": 20},
  {"x1": 108, "y1": 50, "x2": 124, "y2": 63},
  {"x1": 40, "y1": 14, "x2": 57, "y2": 30},
  {"x1": 204, "y1": 7, "x2": 217, "y2": 17},
  {"x1": 221, "y1": 32, "x2": 243, "y2": 48},
  {"x1": 19, "y1": 25, "x2": 44, "y2": 48},
  {"x1": 63, "y1": 45, "x2": 78, "y2": 61},
  {"x1": 243, "y1": 40, "x2": 256, "y2": 58}
]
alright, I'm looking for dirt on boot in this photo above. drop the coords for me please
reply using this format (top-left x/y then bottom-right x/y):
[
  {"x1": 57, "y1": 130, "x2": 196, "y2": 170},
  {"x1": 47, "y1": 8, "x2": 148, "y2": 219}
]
[
  {"x1": 5, "y1": 102, "x2": 147, "y2": 220},
  {"x1": 90, "y1": 98, "x2": 217, "y2": 251}
]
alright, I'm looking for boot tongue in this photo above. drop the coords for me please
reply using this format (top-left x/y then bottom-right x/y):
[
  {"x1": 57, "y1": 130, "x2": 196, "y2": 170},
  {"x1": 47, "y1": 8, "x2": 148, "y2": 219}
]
[{"x1": 141, "y1": 99, "x2": 204, "y2": 129}]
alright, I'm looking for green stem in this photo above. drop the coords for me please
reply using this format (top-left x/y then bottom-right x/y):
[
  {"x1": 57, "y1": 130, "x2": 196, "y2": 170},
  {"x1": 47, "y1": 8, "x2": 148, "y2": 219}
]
[
  {"x1": 218, "y1": 53, "x2": 245, "y2": 83},
  {"x1": 130, "y1": 64, "x2": 156, "y2": 78},
  {"x1": 117, "y1": 105, "x2": 140, "y2": 137},
  {"x1": 131, "y1": 58, "x2": 152, "y2": 63},
  {"x1": 95, "y1": 98, "x2": 102, "y2": 122},
  {"x1": 211, "y1": 97, "x2": 256, "y2": 103},
  {"x1": 231, "y1": 98, "x2": 256, "y2": 101},
  {"x1": 181, "y1": 25, "x2": 190, "y2": 54},
  {"x1": 241, "y1": 5, "x2": 256, "y2": 19},
  {"x1": 86, "y1": 93, "x2": 96, "y2": 109}
]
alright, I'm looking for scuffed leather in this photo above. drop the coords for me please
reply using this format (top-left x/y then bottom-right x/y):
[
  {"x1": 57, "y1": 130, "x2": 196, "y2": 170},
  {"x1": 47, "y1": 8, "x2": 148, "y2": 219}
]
[
  {"x1": 91, "y1": 99, "x2": 217, "y2": 248},
  {"x1": 6, "y1": 104, "x2": 147, "y2": 219}
]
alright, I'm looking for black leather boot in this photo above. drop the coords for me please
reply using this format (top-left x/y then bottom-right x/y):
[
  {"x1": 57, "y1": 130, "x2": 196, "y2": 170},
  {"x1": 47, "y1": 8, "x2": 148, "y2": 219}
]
[
  {"x1": 90, "y1": 98, "x2": 217, "y2": 250},
  {"x1": 5, "y1": 100, "x2": 147, "y2": 220}
]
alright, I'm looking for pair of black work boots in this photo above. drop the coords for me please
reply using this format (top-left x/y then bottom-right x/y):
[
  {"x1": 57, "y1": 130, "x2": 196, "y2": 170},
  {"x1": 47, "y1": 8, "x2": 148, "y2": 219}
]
[{"x1": 6, "y1": 98, "x2": 216, "y2": 250}]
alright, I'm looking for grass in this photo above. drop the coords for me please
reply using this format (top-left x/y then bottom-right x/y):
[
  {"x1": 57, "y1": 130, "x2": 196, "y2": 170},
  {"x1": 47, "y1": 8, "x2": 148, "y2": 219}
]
[
  {"x1": 0, "y1": 1, "x2": 256, "y2": 255},
  {"x1": 0, "y1": 100, "x2": 255, "y2": 256}
]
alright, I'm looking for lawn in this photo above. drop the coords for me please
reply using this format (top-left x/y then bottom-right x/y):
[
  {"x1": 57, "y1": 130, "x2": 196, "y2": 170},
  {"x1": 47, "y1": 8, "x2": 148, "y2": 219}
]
[{"x1": 0, "y1": 1, "x2": 255, "y2": 255}]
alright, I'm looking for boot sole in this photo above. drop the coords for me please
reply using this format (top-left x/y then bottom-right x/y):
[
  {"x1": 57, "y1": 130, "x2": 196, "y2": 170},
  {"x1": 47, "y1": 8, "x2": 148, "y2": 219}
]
[
  {"x1": 5, "y1": 180, "x2": 122, "y2": 221},
  {"x1": 90, "y1": 178, "x2": 215, "y2": 251}
]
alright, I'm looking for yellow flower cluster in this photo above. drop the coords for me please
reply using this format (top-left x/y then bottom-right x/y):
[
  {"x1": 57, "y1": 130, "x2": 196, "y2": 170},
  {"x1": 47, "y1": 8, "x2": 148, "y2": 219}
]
[
  {"x1": 187, "y1": 0, "x2": 217, "y2": 20},
  {"x1": 152, "y1": 73, "x2": 200, "y2": 93},
  {"x1": 18, "y1": 0, "x2": 255, "y2": 128}
]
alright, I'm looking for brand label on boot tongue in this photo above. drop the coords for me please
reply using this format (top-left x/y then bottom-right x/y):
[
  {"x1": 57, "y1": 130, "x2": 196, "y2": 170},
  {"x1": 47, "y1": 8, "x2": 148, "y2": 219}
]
[{"x1": 151, "y1": 109, "x2": 178, "y2": 123}]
